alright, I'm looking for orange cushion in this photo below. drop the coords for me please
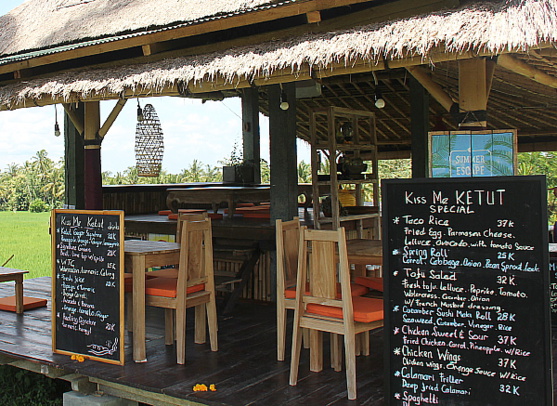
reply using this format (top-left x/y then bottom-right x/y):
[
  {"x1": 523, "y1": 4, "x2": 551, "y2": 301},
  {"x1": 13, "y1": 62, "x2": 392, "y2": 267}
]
[
  {"x1": 284, "y1": 283, "x2": 369, "y2": 299},
  {"x1": 124, "y1": 272, "x2": 157, "y2": 292},
  {"x1": 0, "y1": 296, "x2": 47, "y2": 312},
  {"x1": 306, "y1": 296, "x2": 383, "y2": 323},
  {"x1": 158, "y1": 210, "x2": 172, "y2": 216},
  {"x1": 144, "y1": 277, "x2": 205, "y2": 298},
  {"x1": 354, "y1": 276, "x2": 384, "y2": 292}
]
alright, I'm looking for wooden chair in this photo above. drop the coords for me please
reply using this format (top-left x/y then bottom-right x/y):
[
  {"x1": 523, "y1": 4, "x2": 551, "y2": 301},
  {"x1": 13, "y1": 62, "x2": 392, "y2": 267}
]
[
  {"x1": 276, "y1": 218, "x2": 370, "y2": 362},
  {"x1": 289, "y1": 227, "x2": 383, "y2": 400},
  {"x1": 144, "y1": 218, "x2": 218, "y2": 364},
  {"x1": 276, "y1": 217, "x2": 302, "y2": 361},
  {"x1": 147, "y1": 211, "x2": 208, "y2": 279}
]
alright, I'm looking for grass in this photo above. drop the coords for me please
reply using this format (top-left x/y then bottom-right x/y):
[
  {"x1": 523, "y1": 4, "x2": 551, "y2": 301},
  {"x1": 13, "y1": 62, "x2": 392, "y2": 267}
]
[{"x1": 0, "y1": 211, "x2": 52, "y2": 279}]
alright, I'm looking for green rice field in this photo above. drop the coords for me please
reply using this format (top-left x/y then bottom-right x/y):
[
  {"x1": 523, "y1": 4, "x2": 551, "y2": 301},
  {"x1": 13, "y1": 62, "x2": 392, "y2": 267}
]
[{"x1": 0, "y1": 212, "x2": 52, "y2": 279}]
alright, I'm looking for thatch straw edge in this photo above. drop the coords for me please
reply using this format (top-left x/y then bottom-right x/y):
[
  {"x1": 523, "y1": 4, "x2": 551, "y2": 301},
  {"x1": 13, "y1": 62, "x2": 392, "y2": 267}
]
[{"x1": 0, "y1": 0, "x2": 555, "y2": 108}]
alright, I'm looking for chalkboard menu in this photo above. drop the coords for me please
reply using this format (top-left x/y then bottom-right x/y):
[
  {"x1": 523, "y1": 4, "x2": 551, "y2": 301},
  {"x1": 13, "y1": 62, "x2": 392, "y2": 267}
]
[
  {"x1": 51, "y1": 209, "x2": 125, "y2": 365},
  {"x1": 383, "y1": 176, "x2": 552, "y2": 405},
  {"x1": 549, "y1": 245, "x2": 557, "y2": 326}
]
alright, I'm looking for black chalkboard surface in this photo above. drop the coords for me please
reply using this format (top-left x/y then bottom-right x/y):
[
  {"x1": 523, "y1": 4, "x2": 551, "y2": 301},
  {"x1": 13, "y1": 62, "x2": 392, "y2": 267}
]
[
  {"x1": 51, "y1": 209, "x2": 124, "y2": 365},
  {"x1": 383, "y1": 176, "x2": 552, "y2": 406}
]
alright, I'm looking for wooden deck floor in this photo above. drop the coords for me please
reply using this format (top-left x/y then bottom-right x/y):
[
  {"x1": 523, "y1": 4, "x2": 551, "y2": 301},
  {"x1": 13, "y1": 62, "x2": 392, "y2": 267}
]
[{"x1": 0, "y1": 277, "x2": 386, "y2": 405}]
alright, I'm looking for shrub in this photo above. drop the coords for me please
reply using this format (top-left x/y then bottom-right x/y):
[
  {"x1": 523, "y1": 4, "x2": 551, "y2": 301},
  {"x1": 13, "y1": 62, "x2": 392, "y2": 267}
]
[
  {"x1": 0, "y1": 365, "x2": 69, "y2": 405},
  {"x1": 29, "y1": 199, "x2": 49, "y2": 213}
]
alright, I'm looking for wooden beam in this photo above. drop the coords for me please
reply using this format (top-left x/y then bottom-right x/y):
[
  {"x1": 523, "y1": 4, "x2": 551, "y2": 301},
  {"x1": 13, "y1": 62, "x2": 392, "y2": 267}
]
[
  {"x1": 458, "y1": 58, "x2": 488, "y2": 127},
  {"x1": 83, "y1": 101, "x2": 103, "y2": 210},
  {"x1": 98, "y1": 98, "x2": 127, "y2": 139},
  {"x1": 62, "y1": 103, "x2": 84, "y2": 134},
  {"x1": 306, "y1": 11, "x2": 321, "y2": 24},
  {"x1": 497, "y1": 53, "x2": 557, "y2": 89},
  {"x1": 406, "y1": 65, "x2": 455, "y2": 112},
  {"x1": 486, "y1": 58, "x2": 496, "y2": 99},
  {"x1": 409, "y1": 75, "x2": 429, "y2": 178}
]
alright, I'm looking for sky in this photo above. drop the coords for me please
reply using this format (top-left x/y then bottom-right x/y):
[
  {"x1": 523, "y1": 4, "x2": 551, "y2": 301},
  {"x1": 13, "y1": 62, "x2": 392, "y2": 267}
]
[{"x1": 0, "y1": 0, "x2": 311, "y2": 174}]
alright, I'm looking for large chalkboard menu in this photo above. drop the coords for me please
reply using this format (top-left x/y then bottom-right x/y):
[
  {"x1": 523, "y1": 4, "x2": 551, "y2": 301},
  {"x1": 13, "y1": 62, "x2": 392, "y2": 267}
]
[
  {"x1": 51, "y1": 209, "x2": 125, "y2": 365},
  {"x1": 383, "y1": 176, "x2": 552, "y2": 405}
]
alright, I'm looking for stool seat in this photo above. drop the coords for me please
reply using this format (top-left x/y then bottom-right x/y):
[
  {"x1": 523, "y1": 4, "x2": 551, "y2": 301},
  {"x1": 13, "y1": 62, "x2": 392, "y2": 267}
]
[{"x1": 0, "y1": 296, "x2": 47, "y2": 312}]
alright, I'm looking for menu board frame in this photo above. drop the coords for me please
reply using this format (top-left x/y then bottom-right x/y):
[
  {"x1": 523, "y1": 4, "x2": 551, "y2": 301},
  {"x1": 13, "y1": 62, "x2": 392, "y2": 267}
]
[
  {"x1": 382, "y1": 176, "x2": 552, "y2": 405},
  {"x1": 51, "y1": 209, "x2": 125, "y2": 365}
]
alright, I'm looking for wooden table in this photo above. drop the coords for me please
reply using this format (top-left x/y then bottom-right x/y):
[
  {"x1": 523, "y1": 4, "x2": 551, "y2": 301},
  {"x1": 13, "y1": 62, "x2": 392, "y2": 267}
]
[
  {"x1": 346, "y1": 239, "x2": 382, "y2": 264},
  {"x1": 346, "y1": 239, "x2": 383, "y2": 277},
  {"x1": 124, "y1": 240, "x2": 180, "y2": 363},
  {"x1": 166, "y1": 187, "x2": 270, "y2": 218},
  {"x1": 0, "y1": 267, "x2": 28, "y2": 314}
]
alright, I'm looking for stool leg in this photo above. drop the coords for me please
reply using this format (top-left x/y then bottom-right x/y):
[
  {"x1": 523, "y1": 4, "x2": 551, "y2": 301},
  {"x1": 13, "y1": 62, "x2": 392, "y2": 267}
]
[{"x1": 15, "y1": 276, "x2": 24, "y2": 314}]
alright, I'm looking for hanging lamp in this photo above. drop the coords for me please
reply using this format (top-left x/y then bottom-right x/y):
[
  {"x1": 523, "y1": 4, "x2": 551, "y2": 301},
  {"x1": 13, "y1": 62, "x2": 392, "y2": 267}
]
[{"x1": 135, "y1": 102, "x2": 164, "y2": 177}]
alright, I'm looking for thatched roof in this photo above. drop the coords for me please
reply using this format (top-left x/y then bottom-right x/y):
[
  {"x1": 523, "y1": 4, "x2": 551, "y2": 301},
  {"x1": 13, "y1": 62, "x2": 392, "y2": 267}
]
[
  {"x1": 0, "y1": 0, "x2": 274, "y2": 57},
  {"x1": 0, "y1": 0, "x2": 555, "y2": 110}
]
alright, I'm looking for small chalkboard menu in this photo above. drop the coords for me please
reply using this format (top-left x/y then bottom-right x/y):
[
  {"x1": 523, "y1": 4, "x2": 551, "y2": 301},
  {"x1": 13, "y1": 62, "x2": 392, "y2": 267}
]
[
  {"x1": 51, "y1": 209, "x2": 124, "y2": 365},
  {"x1": 383, "y1": 176, "x2": 552, "y2": 405}
]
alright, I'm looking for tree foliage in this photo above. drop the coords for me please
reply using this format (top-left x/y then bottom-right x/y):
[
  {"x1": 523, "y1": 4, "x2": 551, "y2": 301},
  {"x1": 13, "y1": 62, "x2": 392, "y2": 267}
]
[
  {"x1": 2, "y1": 151, "x2": 556, "y2": 215},
  {"x1": 0, "y1": 150, "x2": 65, "y2": 211}
]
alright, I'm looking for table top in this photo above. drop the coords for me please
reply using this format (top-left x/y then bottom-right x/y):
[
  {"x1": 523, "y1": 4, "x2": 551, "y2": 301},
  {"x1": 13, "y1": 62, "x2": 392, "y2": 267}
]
[
  {"x1": 346, "y1": 239, "x2": 383, "y2": 257},
  {"x1": 124, "y1": 240, "x2": 180, "y2": 255},
  {"x1": 0, "y1": 267, "x2": 28, "y2": 276}
]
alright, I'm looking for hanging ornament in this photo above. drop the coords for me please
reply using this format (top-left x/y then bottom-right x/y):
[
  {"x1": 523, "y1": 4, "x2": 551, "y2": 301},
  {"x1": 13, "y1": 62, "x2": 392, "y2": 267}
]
[{"x1": 135, "y1": 103, "x2": 164, "y2": 177}]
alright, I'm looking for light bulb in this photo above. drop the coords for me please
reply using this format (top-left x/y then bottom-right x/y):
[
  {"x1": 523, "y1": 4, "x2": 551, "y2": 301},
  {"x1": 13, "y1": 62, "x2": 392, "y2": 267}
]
[
  {"x1": 374, "y1": 98, "x2": 385, "y2": 109},
  {"x1": 54, "y1": 122, "x2": 61, "y2": 137},
  {"x1": 280, "y1": 101, "x2": 290, "y2": 111}
]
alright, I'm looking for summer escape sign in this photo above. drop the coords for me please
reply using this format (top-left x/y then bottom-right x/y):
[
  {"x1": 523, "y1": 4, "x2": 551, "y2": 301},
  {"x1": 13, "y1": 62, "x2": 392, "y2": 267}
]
[
  {"x1": 51, "y1": 209, "x2": 125, "y2": 365},
  {"x1": 382, "y1": 176, "x2": 552, "y2": 406},
  {"x1": 429, "y1": 130, "x2": 517, "y2": 178}
]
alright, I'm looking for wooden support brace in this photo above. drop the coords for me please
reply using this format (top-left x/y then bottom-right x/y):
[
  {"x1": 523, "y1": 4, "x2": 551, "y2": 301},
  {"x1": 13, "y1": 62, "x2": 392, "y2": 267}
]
[
  {"x1": 98, "y1": 98, "x2": 127, "y2": 140},
  {"x1": 406, "y1": 65, "x2": 455, "y2": 112},
  {"x1": 497, "y1": 53, "x2": 557, "y2": 89},
  {"x1": 63, "y1": 103, "x2": 85, "y2": 135}
]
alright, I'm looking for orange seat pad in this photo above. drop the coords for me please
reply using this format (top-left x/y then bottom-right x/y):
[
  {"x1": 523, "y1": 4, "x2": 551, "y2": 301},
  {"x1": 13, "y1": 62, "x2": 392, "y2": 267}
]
[
  {"x1": 354, "y1": 276, "x2": 384, "y2": 292},
  {"x1": 144, "y1": 277, "x2": 205, "y2": 298},
  {"x1": 284, "y1": 282, "x2": 368, "y2": 299},
  {"x1": 0, "y1": 296, "x2": 47, "y2": 312},
  {"x1": 124, "y1": 272, "x2": 157, "y2": 292},
  {"x1": 306, "y1": 296, "x2": 383, "y2": 323}
]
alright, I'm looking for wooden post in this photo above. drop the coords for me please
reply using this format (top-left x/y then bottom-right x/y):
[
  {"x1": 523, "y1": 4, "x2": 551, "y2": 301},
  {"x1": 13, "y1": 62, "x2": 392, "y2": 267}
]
[
  {"x1": 64, "y1": 103, "x2": 85, "y2": 209},
  {"x1": 458, "y1": 58, "x2": 488, "y2": 128},
  {"x1": 241, "y1": 87, "x2": 261, "y2": 183},
  {"x1": 410, "y1": 75, "x2": 430, "y2": 178},
  {"x1": 268, "y1": 83, "x2": 298, "y2": 222},
  {"x1": 84, "y1": 101, "x2": 103, "y2": 210}
]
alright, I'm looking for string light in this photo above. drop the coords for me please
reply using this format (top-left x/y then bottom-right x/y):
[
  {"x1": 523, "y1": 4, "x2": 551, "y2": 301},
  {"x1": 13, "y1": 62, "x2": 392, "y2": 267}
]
[
  {"x1": 137, "y1": 98, "x2": 144, "y2": 122},
  {"x1": 54, "y1": 104, "x2": 61, "y2": 137},
  {"x1": 372, "y1": 72, "x2": 385, "y2": 109},
  {"x1": 279, "y1": 84, "x2": 289, "y2": 111}
]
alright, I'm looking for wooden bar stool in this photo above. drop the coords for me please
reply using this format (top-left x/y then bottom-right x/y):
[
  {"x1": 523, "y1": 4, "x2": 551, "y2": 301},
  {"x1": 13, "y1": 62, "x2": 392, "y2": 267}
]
[{"x1": 0, "y1": 267, "x2": 47, "y2": 314}]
